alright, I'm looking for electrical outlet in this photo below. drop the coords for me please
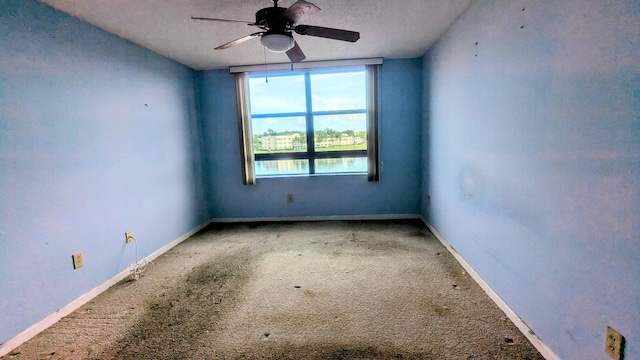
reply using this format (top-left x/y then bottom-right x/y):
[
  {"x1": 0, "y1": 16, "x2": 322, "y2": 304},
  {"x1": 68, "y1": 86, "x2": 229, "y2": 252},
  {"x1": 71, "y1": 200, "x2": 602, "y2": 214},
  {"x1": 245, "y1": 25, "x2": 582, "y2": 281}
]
[
  {"x1": 125, "y1": 231, "x2": 133, "y2": 243},
  {"x1": 287, "y1": 194, "x2": 294, "y2": 203},
  {"x1": 605, "y1": 326, "x2": 624, "y2": 360},
  {"x1": 72, "y1": 252, "x2": 83, "y2": 269}
]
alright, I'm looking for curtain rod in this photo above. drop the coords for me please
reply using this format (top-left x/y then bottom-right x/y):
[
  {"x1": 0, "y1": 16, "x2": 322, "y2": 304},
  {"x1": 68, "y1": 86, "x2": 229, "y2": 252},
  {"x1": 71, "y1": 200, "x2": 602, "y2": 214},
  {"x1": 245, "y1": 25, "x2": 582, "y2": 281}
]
[{"x1": 229, "y1": 58, "x2": 383, "y2": 73}]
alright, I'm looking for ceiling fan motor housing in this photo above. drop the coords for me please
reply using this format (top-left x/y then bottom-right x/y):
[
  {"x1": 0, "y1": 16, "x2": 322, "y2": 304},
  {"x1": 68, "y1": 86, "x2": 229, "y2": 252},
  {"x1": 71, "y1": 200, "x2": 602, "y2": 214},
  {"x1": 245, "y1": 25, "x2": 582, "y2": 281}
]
[{"x1": 255, "y1": 6, "x2": 289, "y2": 32}]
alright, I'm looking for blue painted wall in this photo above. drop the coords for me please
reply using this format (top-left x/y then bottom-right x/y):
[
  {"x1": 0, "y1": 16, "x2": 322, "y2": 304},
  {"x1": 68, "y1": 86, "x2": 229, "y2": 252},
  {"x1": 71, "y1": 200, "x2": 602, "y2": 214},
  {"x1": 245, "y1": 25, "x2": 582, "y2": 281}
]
[
  {"x1": 199, "y1": 59, "x2": 423, "y2": 219},
  {"x1": 0, "y1": 0, "x2": 208, "y2": 345},
  {"x1": 423, "y1": 1, "x2": 639, "y2": 359}
]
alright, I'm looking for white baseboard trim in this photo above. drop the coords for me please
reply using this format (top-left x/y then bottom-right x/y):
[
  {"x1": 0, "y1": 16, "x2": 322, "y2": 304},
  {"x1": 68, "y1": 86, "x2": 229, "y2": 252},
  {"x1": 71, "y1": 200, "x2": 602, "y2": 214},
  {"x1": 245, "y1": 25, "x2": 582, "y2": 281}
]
[
  {"x1": 0, "y1": 220, "x2": 210, "y2": 358},
  {"x1": 211, "y1": 213, "x2": 421, "y2": 223},
  {"x1": 421, "y1": 218, "x2": 560, "y2": 360}
]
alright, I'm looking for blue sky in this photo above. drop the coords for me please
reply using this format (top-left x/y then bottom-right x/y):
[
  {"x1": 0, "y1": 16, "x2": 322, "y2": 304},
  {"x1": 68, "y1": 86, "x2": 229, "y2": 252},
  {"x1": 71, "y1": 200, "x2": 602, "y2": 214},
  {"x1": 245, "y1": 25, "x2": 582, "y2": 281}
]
[{"x1": 249, "y1": 70, "x2": 366, "y2": 135}]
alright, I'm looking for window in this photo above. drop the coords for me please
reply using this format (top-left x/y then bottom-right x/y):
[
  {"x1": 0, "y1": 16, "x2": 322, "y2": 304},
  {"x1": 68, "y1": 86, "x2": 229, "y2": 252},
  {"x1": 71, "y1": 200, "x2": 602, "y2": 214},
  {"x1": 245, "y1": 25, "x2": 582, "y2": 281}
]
[{"x1": 234, "y1": 60, "x2": 381, "y2": 184}]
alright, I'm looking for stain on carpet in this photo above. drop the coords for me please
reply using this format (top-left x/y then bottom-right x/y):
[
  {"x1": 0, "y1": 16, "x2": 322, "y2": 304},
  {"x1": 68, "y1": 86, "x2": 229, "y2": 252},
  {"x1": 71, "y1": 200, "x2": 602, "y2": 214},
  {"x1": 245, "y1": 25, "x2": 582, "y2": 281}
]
[{"x1": 94, "y1": 249, "x2": 255, "y2": 360}]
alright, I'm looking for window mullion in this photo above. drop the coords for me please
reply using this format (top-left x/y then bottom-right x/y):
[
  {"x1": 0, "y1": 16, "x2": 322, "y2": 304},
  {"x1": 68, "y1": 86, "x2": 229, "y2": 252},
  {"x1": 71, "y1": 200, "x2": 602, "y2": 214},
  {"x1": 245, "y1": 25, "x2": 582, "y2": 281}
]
[
  {"x1": 304, "y1": 72, "x2": 315, "y2": 174},
  {"x1": 251, "y1": 112, "x2": 307, "y2": 119}
]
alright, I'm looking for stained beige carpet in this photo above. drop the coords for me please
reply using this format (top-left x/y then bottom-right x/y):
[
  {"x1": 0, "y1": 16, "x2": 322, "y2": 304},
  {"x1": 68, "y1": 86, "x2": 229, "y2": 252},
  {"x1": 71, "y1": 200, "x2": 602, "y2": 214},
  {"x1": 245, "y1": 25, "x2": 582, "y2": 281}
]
[{"x1": 3, "y1": 220, "x2": 544, "y2": 359}]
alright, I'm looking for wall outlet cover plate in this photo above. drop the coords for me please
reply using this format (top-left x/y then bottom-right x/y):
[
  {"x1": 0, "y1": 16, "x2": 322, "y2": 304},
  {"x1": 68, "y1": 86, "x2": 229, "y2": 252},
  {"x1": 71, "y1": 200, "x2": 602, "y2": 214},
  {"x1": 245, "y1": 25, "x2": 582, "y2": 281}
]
[
  {"x1": 605, "y1": 326, "x2": 624, "y2": 360},
  {"x1": 72, "y1": 252, "x2": 83, "y2": 269}
]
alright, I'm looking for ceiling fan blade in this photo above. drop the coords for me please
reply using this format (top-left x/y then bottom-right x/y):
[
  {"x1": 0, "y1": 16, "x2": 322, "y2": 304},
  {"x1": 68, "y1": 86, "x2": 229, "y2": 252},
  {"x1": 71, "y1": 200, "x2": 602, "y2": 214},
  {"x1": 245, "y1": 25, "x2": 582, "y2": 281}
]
[
  {"x1": 294, "y1": 25, "x2": 360, "y2": 42},
  {"x1": 215, "y1": 32, "x2": 263, "y2": 50},
  {"x1": 286, "y1": 41, "x2": 306, "y2": 63},
  {"x1": 191, "y1": 16, "x2": 254, "y2": 25},
  {"x1": 282, "y1": 0, "x2": 320, "y2": 24}
]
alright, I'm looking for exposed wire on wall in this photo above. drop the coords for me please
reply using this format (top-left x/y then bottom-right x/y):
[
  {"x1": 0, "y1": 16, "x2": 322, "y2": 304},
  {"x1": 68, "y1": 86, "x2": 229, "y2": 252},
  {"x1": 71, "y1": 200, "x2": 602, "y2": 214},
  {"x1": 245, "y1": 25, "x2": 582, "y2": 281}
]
[{"x1": 129, "y1": 236, "x2": 154, "y2": 280}]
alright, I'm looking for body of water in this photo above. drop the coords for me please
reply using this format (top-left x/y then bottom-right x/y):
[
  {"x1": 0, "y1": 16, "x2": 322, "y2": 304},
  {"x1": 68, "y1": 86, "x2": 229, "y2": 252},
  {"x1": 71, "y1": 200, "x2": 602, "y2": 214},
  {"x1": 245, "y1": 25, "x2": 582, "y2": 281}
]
[{"x1": 255, "y1": 157, "x2": 367, "y2": 176}]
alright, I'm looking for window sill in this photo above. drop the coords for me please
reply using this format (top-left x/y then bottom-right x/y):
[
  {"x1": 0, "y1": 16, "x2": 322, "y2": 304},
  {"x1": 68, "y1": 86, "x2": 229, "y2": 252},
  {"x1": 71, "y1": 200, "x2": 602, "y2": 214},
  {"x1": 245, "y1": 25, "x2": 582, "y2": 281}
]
[{"x1": 256, "y1": 172, "x2": 367, "y2": 180}]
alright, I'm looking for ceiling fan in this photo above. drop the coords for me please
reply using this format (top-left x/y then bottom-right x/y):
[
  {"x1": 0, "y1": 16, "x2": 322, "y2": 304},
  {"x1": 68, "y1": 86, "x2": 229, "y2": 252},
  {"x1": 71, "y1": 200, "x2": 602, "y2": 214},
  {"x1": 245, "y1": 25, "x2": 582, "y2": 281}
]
[{"x1": 191, "y1": 0, "x2": 360, "y2": 63}]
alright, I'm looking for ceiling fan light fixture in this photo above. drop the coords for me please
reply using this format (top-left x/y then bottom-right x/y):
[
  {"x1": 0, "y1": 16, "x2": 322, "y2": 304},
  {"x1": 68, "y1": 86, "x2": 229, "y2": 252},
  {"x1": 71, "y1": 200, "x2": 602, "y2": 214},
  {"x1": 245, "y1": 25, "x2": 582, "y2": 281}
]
[{"x1": 261, "y1": 33, "x2": 295, "y2": 53}]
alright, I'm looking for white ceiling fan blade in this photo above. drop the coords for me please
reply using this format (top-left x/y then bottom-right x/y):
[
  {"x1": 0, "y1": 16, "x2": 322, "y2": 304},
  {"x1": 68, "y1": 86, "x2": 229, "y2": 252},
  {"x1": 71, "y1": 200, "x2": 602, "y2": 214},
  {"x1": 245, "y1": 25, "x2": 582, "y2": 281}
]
[
  {"x1": 215, "y1": 32, "x2": 263, "y2": 50},
  {"x1": 191, "y1": 16, "x2": 254, "y2": 25},
  {"x1": 282, "y1": 0, "x2": 320, "y2": 24}
]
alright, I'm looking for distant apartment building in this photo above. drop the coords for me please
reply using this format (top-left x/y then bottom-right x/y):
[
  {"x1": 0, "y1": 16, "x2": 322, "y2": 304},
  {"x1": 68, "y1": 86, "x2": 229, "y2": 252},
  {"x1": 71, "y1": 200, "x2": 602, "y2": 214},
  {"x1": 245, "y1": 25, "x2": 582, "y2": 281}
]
[
  {"x1": 259, "y1": 133, "x2": 365, "y2": 151},
  {"x1": 315, "y1": 133, "x2": 366, "y2": 148},
  {"x1": 260, "y1": 134, "x2": 305, "y2": 151}
]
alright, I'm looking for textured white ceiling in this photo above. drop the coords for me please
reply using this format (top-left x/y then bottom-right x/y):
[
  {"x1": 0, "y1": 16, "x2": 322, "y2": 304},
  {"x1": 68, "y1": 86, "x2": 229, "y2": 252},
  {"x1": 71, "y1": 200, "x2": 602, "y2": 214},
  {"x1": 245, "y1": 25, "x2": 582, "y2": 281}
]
[{"x1": 38, "y1": 0, "x2": 473, "y2": 70}]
